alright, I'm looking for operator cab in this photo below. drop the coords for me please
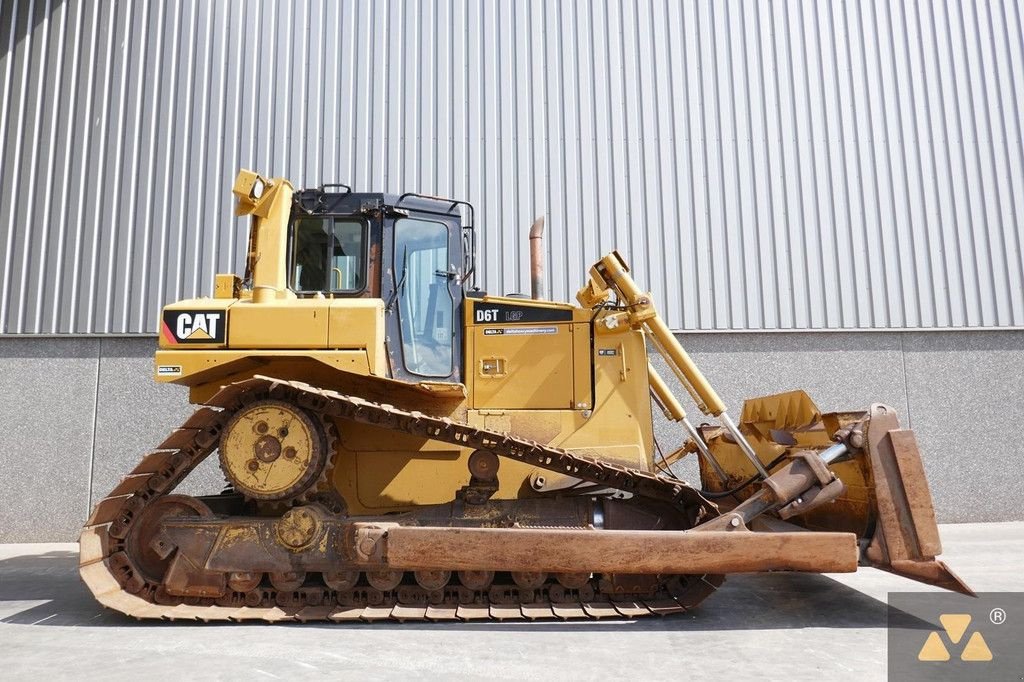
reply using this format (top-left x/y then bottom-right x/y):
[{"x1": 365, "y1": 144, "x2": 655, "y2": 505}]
[{"x1": 286, "y1": 186, "x2": 475, "y2": 385}]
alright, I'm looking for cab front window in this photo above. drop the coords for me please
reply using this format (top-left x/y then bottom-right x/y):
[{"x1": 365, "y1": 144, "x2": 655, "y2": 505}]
[{"x1": 290, "y1": 217, "x2": 366, "y2": 293}]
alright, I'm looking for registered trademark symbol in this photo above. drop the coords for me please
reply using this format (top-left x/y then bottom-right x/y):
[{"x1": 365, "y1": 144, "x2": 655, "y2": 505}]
[{"x1": 990, "y1": 607, "x2": 1006, "y2": 625}]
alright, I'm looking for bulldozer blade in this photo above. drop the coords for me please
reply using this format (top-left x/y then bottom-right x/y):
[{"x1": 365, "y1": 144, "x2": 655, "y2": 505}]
[{"x1": 862, "y1": 404, "x2": 974, "y2": 596}]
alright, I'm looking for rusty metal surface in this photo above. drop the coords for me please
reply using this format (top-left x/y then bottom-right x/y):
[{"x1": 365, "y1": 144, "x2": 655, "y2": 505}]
[
  {"x1": 862, "y1": 404, "x2": 973, "y2": 595},
  {"x1": 701, "y1": 391, "x2": 968, "y2": 595},
  {"x1": 886, "y1": 429, "x2": 942, "y2": 556},
  {"x1": 384, "y1": 526, "x2": 858, "y2": 574}
]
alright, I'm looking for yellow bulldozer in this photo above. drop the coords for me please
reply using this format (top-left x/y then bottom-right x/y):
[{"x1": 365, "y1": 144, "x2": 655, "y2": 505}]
[{"x1": 79, "y1": 170, "x2": 970, "y2": 621}]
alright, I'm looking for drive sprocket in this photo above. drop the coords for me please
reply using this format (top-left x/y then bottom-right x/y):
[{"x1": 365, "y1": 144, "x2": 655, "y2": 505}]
[{"x1": 219, "y1": 399, "x2": 327, "y2": 502}]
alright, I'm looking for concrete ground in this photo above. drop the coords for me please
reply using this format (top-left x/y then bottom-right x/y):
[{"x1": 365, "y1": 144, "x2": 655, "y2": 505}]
[{"x1": 0, "y1": 522, "x2": 1019, "y2": 681}]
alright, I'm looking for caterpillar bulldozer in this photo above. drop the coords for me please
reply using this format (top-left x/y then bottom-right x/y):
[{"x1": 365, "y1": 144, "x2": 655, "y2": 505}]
[{"x1": 79, "y1": 170, "x2": 971, "y2": 622}]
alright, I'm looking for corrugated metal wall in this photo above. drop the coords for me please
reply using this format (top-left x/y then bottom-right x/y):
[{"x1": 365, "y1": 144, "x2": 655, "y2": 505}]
[{"x1": 1, "y1": 0, "x2": 1022, "y2": 334}]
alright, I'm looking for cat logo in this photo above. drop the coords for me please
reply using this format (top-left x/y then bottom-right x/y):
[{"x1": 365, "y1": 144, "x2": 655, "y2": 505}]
[
  {"x1": 917, "y1": 614, "x2": 993, "y2": 662},
  {"x1": 161, "y1": 310, "x2": 226, "y2": 345}
]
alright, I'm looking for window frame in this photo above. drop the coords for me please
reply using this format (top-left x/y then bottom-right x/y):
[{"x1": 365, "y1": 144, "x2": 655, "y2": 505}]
[{"x1": 287, "y1": 215, "x2": 371, "y2": 297}]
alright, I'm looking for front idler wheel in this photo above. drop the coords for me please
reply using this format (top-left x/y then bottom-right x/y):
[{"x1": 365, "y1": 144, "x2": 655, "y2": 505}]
[{"x1": 125, "y1": 495, "x2": 214, "y2": 585}]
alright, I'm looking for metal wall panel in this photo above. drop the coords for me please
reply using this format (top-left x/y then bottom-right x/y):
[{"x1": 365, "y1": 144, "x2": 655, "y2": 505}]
[{"x1": 1, "y1": 0, "x2": 1022, "y2": 333}]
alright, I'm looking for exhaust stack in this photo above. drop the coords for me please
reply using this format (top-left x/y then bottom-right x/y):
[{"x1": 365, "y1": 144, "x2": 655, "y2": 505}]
[{"x1": 530, "y1": 216, "x2": 545, "y2": 300}]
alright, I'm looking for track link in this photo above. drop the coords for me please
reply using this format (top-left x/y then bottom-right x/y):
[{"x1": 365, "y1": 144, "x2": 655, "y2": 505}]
[{"x1": 80, "y1": 376, "x2": 720, "y2": 622}]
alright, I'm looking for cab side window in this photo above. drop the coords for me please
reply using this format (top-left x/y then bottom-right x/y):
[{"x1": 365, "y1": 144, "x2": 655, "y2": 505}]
[{"x1": 291, "y1": 218, "x2": 366, "y2": 293}]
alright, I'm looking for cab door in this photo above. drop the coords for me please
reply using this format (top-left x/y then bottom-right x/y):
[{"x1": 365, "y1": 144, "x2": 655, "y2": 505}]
[{"x1": 383, "y1": 213, "x2": 463, "y2": 383}]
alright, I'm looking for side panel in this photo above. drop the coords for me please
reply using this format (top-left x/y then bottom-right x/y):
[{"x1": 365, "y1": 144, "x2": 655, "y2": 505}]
[
  {"x1": 327, "y1": 298, "x2": 387, "y2": 376},
  {"x1": 228, "y1": 300, "x2": 330, "y2": 348},
  {"x1": 589, "y1": 329, "x2": 655, "y2": 467},
  {"x1": 465, "y1": 296, "x2": 591, "y2": 410},
  {"x1": 470, "y1": 323, "x2": 576, "y2": 409}
]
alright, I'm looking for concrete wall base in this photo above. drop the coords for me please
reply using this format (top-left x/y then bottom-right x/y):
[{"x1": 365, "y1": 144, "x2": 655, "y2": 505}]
[{"x1": 1, "y1": 331, "x2": 1019, "y2": 542}]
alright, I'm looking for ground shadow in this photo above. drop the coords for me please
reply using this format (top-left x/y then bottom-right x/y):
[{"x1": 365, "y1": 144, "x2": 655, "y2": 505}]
[{"x1": 0, "y1": 550, "x2": 932, "y2": 632}]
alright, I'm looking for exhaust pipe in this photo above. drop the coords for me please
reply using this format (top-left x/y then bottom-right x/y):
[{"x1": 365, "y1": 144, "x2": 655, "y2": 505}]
[{"x1": 530, "y1": 216, "x2": 545, "y2": 300}]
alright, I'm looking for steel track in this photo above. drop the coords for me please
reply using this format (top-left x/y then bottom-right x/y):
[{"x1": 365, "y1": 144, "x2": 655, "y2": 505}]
[{"x1": 80, "y1": 376, "x2": 721, "y2": 622}]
